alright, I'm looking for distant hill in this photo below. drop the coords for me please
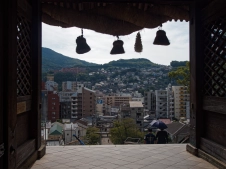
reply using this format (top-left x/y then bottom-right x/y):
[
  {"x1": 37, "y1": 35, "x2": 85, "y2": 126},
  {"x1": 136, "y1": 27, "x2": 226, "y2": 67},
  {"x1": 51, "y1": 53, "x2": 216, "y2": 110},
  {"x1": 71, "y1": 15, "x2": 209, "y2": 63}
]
[
  {"x1": 170, "y1": 61, "x2": 188, "y2": 67},
  {"x1": 104, "y1": 58, "x2": 158, "y2": 67},
  {"x1": 42, "y1": 47, "x2": 97, "y2": 72}
]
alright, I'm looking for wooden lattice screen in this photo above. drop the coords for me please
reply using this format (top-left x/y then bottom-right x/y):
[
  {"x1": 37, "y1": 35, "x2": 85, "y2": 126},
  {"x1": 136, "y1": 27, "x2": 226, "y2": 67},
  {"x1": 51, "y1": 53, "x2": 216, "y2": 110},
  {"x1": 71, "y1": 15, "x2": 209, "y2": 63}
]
[
  {"x1": 17, "y1": 13, "x2": 32, "y2": 97},
  {"x1": 203, "y1": 16, "x2": 226, "y2": 97}
]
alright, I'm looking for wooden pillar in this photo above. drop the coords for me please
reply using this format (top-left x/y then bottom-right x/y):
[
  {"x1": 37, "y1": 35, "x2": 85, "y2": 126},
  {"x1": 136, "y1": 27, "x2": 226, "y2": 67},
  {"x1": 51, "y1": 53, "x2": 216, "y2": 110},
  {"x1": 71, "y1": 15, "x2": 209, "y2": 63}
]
[
  {"x1": 30, "y1": 0, "x2": 42, "y2": 151},
  {"x1": 3, "y1": 0, "x2": 18, "y2": 168},
  {"x1": 189, "y1": 0, "x2": 205, "y2": 148}
]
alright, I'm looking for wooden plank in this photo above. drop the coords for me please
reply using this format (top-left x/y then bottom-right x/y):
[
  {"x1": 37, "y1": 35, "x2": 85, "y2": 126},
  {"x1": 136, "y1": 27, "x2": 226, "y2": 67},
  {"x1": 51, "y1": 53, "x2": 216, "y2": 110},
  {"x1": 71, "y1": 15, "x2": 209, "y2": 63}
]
[
  {"x1": 189, "y1": 0, "x2": 205, "y2": 148},
  {"x1": 17, "y1": 100, "x2": 31, "y2": 114},
  {"x1": 16, "y1": 139, "x2": 35, "y2": 168},
  {"x1": 203, "y1": 96, "x2": 226, "y2": 115},
  {"x1": 3, "y1": 0, "x2": 18, "y2": 168},
  {"x1": 31, "y1": 0, "x2": 42, "y2": 150},
  {"x1": 200, "y1": 138, "x2": 226, "y2": 164},
  {"x1": 204, "y1": 110, "x2": 226, "y2": 147}
]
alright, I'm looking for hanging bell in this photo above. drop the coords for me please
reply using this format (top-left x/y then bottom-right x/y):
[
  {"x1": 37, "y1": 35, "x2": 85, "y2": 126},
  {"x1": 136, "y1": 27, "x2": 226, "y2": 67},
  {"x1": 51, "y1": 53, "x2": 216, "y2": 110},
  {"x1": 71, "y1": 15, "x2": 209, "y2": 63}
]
[
  {"x1": 76, "y1": 35, "x2": 91, "y2": 54},
  {"x1": 153, "y1": 30, "x2": 170, "y2": 46},
  {"x1": 110, "y1": 39, "x2": 125, "y2": 55}
]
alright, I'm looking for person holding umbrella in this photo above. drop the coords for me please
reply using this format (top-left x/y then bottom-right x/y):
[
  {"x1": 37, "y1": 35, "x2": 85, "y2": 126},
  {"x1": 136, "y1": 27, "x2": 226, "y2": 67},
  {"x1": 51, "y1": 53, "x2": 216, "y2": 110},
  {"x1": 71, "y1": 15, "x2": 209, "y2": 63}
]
[{"x1": 150, "y1": 120, "x2": 168, "y2": 144}]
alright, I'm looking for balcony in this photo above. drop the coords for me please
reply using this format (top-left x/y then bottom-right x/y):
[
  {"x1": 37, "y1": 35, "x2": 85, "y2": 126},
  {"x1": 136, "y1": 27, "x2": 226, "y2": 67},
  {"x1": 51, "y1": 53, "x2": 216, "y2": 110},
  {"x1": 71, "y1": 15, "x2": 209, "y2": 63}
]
[
  {"x1": 71, "y1": 102, "x2": 78, "y2": 105},
  {"x1": 31, "y1": 144, "x2": 217, "y2": 169}
]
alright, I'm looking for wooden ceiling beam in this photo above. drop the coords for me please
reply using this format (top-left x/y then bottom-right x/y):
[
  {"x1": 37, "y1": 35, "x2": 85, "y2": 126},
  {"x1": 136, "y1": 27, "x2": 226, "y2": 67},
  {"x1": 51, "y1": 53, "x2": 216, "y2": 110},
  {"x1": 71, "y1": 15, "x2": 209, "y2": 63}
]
[{"x1": 41, "y1": 0, "x2": 193, "y2": 5}]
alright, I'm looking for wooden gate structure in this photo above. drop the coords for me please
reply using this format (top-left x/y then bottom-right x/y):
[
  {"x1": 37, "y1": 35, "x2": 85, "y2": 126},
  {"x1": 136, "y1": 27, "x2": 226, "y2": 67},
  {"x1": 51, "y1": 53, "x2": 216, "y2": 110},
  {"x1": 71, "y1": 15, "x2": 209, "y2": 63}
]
[{"x1": 0, "y1": 0, "x2": 226, "y2": 168}]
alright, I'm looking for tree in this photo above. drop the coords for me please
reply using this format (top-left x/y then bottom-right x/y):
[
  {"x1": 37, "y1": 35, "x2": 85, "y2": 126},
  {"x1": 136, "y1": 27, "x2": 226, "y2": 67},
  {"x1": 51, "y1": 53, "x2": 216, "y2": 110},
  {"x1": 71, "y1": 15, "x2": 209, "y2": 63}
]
[
  {"x1": 168, "y1": 62, "x2": 190, "y2": 90},
  {"x1": 85, "y1": 127, "x2": 100, "y2": 145},
  {"x1": 110, "y1": 118, "x2": 144, "y2": 144}
]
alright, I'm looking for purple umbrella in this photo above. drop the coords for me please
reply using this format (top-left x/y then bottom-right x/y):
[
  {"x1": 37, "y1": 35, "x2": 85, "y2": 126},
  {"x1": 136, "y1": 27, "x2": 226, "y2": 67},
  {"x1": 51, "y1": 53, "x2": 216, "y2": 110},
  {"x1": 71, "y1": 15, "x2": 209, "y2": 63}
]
[{"x1": 150, "y1": 120, "x2": 168, "y2": 129}]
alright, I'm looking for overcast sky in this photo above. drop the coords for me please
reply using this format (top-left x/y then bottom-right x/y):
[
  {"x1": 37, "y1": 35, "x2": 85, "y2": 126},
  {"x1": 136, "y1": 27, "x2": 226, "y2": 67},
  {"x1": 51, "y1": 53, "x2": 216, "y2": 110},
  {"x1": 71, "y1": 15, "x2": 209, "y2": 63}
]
[{"x1": 42, "y1": 21, "x2": 189, "y2": 66}]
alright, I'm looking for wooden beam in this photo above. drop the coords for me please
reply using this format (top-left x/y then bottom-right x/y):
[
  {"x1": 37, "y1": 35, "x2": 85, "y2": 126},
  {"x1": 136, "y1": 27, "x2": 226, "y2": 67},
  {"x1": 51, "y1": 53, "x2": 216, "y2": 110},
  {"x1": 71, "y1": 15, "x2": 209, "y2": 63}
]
[{"x1": 41, "y1": 0, "x2": 193, "y2": 5}]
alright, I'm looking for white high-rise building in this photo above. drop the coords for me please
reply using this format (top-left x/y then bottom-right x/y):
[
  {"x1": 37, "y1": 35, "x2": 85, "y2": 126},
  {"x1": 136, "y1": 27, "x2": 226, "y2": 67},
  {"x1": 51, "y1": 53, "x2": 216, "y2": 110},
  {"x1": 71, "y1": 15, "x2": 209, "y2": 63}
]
[
  {"x1": 167, "y1": 84, "x2": 174, "y2": 119},
  {"x1": 172, "y1": 86, "x2": 190, "y2": 120}
]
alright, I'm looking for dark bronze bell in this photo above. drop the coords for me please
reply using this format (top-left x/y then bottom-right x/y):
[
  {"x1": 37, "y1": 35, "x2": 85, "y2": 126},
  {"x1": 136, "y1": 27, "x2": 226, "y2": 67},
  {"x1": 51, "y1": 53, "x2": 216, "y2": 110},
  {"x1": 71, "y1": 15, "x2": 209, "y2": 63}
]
[
  {"x1": 110, "y1": 40, "x2": 125, "y2": 54},
  {"x1": 76, "y1": 35, "x2": 91, "y2": 54},
  {"x1": 153, "y1": 30, "x2": 170, "y2": 46}
]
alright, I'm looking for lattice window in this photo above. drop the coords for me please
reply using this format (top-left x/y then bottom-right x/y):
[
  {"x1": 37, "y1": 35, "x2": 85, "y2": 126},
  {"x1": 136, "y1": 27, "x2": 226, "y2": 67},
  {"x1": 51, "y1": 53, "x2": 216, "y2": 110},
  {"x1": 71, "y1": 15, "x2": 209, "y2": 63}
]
[
  {"x1": 17, "y1": 13, "x2": 32, "y2": 97},
  {"x1": 203, "y1": 16, "x2": 226, "y2": 97}
]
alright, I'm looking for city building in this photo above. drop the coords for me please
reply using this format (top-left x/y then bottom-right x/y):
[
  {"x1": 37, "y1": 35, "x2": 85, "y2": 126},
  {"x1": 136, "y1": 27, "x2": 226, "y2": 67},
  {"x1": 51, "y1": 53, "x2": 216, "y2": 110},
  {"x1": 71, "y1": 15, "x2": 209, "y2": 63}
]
[
  {"x1": 63, "y1": 123, "x2": 79, "y2": 145},
  {"x1": 77, "y1": 87, "x2": 96, "y2": 118},
  {"x1": 47, "y1": 91, "x2": 60, "y2": 122},
  {"x1": 172, "y1": 86, "x2": 190, "y2": 120},
  {"x1": 155, "y1": 90, "x2": 168, "y2": 118},
  {"x1": 60, "y1": 101, "x2": 72, "y2": 119},
  {"x1": 167, "y1": 84, "x2": 174, "y2": 119},
  {"x1": 45, "y1": 81, "x2": 58, "y2": 91},
  {"x1": 62, "y1": 81, "x2": 92, "y2": 92},
  {"x1": 46, "y1": 73, "x2": 54, "y2": 81},
  {"x1": 129, "y1": 101, "x2": 144, "y2": 130},
  {"x1": 144, "y1": 90, "x2": 156, "y2": 116}
]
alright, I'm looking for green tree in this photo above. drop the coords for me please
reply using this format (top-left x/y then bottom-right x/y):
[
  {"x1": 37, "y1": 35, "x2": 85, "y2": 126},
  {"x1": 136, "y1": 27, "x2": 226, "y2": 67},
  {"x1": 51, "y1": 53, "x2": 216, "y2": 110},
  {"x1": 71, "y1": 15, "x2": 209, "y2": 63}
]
[
  {"x1": 85, "y1": 127, "x2": 100, "y2": 145},
  {"x1": 110, "y1": 118, "x2": 144, "y2": 144},
  {"x1": 168, "y1": 62, "x2": 190, "y2": 90}
]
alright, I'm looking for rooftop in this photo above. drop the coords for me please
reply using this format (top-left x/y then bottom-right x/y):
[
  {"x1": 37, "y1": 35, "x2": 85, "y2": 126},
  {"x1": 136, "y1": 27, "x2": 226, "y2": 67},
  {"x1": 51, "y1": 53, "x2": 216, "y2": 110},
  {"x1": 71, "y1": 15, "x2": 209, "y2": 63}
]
[
  {"x1": 31, "y1": 144, "x2": 216, "y2": 169},
  {"x1": 129, "y1": 101, "x2": 143, "y2": 108}
]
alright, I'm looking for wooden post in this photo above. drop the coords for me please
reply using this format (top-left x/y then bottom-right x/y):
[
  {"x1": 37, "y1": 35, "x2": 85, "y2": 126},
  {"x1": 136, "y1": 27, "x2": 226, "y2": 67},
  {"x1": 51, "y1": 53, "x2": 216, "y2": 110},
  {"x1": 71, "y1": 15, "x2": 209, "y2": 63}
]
[
  {"x1": 189, "y1": 0, "x2": 205, "y2": 148},
  {"x1": 3, "y1": 0, "x2": 18, "y2": 168},
  {"x1": 30, "y1": 0, "x2": 42, "y2": 151}
]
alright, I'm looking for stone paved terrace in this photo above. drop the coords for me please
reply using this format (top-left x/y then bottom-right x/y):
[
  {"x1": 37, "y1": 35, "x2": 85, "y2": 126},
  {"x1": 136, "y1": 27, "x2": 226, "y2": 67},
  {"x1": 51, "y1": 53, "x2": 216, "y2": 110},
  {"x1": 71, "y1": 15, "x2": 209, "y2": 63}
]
[{"x1": 31, "y1": 144, "x2": 217, "y2": 169}]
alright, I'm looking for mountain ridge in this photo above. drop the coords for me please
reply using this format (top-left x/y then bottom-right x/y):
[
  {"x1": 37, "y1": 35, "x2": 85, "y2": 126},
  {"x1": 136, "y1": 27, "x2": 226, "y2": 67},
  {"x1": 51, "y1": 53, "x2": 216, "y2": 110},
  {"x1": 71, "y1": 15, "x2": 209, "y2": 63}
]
[{"x1": 42, "y1": 47, "x2": 160, "y2": 72}]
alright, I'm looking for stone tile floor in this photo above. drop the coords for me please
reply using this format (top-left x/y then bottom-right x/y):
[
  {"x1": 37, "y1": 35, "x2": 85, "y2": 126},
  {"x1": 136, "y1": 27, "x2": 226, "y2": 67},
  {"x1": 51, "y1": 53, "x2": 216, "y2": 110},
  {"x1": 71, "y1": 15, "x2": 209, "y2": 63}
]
[{"x1": 31, "y1": 144, "x2": 217, "y2": 169}]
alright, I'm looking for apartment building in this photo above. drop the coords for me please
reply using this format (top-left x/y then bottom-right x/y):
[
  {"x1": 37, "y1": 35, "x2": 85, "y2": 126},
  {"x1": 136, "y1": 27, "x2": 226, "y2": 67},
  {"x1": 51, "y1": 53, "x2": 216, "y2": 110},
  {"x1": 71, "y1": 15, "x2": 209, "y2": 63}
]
[
  {"x1": 144, "y1": 90, "x2": 156, "y2": 115},
  {"x1": 120, "y1": 102, "x2": 130, "y2": 118},
  {"x1": 104, "y1": 96, "x2": 132, "y2": 107},
  {"x1": 129, "y1": 101, "x2": 144, "y2": 130},
  {"x1": 71, "y1": 93, "x2": 79, "y2": 119},
  {"x1": 155, "y1": 90, "x2": 168, "y2": 118},
  {"x1": 172, "y1": 86, "x2": 190, "y2": 120},
  {"x1": 60, "y1": 102, "x2": 71, "y2": 119},
  {"x1": 77, "y1": 87, "x2": 96, "y2": 118},
  {"x1": 47, "y1": 91, "x2": 60, "y2": 122},
  {"x1": 167, "y1": 84, "x2": 174, "y2": 119}
]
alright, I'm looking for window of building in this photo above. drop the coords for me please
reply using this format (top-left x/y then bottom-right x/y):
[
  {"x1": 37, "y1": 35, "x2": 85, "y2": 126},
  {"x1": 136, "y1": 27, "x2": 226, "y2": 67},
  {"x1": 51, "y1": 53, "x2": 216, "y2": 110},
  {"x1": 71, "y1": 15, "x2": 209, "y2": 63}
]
[
  {"x1": 90, "y1": 97, "x2": 92, "y2": 99},
  {"x1": 52, "y1": 112, "x2": 55, "y2": 115}
]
